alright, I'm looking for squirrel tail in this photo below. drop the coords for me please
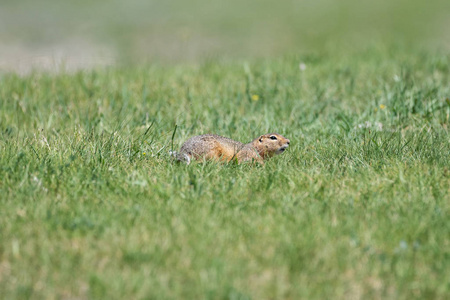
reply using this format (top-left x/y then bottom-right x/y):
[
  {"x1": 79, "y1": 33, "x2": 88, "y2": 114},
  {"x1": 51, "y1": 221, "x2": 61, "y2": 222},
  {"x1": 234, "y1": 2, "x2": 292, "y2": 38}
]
[{"x1": 169, "y1": 151, "x2": 191, "y2": 165}]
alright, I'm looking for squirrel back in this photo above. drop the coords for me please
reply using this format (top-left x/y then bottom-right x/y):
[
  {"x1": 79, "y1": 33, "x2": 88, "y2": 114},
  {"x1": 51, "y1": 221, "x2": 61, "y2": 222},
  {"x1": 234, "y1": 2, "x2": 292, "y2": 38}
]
[{"x1": 176, "y1": 133, "x2": 289, "y2": 165}]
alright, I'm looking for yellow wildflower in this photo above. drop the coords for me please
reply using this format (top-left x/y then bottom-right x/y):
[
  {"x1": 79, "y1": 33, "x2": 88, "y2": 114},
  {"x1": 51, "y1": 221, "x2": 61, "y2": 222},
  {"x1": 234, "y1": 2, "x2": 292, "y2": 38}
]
[
  {"x1": 379, "y1": 104, "x2": 386, "y2": 110},
  {"x1": 251, "y1": 94, "x2": 260, "y2": 101}
]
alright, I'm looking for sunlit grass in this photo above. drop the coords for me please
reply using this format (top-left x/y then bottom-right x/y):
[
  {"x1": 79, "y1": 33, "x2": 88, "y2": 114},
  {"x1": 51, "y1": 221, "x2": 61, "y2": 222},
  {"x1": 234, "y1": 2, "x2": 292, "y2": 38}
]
[{"x1": 0, "y1": 47, "x2": 449, "y2": 299}]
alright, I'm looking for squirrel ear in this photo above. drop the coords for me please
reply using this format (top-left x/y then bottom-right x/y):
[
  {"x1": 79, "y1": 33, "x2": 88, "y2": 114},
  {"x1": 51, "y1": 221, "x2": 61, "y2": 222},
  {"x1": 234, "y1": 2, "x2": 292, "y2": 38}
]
[{"x1": 258, "y1": 136, "x2": 263, "y2": 143}]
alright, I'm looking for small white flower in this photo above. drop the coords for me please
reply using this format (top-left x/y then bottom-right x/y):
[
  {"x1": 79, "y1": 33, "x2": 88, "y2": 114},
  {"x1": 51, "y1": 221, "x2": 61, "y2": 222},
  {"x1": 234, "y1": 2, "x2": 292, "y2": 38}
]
[
  {"x1": 357, "y1": 121, "x2": 381, "y2": 130},
  {"x1": 375, "y1": 122, "x2": 383, "y2": 131},
  {"x1": 299, "y1": 63, "x2": 306, "y2": 71}
]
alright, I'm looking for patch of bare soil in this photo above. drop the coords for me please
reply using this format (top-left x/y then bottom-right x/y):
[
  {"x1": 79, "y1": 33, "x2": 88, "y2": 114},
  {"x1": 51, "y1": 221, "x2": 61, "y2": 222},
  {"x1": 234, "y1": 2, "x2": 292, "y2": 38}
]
[{"x1": 0, "y1": 39, "x2": 116, "y2": 75}]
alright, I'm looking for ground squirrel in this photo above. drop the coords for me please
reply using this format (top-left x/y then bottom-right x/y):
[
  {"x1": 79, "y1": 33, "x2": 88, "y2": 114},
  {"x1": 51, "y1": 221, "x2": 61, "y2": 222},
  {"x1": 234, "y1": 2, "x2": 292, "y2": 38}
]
[{"x1": 175, "y1": 133, "x2": 290, "y2": 165}]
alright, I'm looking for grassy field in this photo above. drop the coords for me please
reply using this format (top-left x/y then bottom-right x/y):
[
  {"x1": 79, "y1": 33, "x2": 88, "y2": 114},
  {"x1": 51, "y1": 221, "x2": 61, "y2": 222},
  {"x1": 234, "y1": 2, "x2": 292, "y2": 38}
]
[{"x1": 1, "y1": 46, "x2": 449, "y2": 299}]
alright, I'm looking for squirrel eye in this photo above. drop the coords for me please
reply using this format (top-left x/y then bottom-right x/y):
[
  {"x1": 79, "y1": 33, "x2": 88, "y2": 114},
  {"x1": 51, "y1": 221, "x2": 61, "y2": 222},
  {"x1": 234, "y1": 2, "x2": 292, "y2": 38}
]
[{"x1": 270, "y1": 135, "x2": 277, "y2": 140}]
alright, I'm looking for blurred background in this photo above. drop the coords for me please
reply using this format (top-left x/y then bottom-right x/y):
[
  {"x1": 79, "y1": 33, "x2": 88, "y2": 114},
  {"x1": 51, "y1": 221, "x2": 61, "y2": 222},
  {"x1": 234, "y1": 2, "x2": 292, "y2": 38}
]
[{"x1": 1, "y1": 0, "x2": 449, "y2": 74}]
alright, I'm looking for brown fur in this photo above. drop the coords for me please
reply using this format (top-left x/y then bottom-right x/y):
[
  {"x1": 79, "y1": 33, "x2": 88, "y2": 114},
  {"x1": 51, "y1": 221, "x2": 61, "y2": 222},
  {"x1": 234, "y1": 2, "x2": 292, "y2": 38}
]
[{"x1": 176, "y1": 133, "x2": 290, "y2": 165}]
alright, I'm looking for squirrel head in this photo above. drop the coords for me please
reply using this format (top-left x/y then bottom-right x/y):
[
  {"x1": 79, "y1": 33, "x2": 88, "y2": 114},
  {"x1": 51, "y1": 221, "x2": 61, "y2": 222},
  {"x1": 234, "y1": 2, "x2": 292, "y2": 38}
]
[{"x1": 253, "y1": 133, "x2": 290, "y2": 158}]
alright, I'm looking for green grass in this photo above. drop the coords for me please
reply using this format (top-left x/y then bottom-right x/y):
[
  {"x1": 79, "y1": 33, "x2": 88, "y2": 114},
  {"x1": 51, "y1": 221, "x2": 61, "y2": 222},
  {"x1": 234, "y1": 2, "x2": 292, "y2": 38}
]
[
  {"x1": 1, "y1": 0, "x2": 449, "y2": 62},
  {"x1": 1, "y1": 47, "x2": 449, "y2": 299}
]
